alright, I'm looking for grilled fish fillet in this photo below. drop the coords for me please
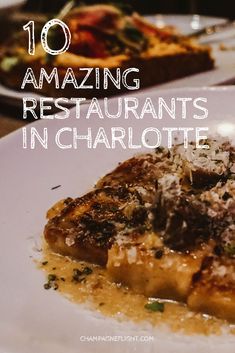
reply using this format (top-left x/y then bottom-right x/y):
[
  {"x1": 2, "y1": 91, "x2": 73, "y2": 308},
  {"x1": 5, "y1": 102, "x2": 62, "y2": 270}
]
[{"x1": 44, "y1": 139, "x2": 235, "y2": 322}]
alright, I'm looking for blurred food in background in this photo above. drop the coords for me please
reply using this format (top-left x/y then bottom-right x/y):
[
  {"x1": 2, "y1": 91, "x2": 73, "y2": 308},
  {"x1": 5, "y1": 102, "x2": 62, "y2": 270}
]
[{"x1": 0, "y1": 2, "x2": 214, "y2": 98}]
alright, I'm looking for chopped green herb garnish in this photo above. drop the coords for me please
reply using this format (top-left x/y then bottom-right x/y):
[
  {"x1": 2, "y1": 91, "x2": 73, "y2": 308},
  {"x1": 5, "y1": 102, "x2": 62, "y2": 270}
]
[
  {"x1": 82, "y1": 267, "x2": 93, "y2": 275},
  {"x1": 72, "y1": 268, "x2": 83, "y2": 282},
  {"x1": 144, "y1": 301, "x2": 165, "y2": 312},
  {"x1": 48, "y1": 274, "x2": 57, "y2": 281},
  {"x1": 224, "y1": 245, "x2": 235, "y2": 256},
  {"x1": 72, "y1": 267, "x2": 93, "y2": 283},
  {"x1": 156, "y1": 146, "x2": 164, "y2": 153},
  {"x1": 0, "y1": 56, "x2": 19, "y2": 72},
  {"x1": 123, "y1": 25, "x2": 144, "y2": 43},
  {"x1": 44, "y1": 283, "x2": 51, "y2": 290},
  {"x1": 44, "y1": 273, "x2": 59, "y2": 290},
  {"x1": 116, "y1": 24, "x2": 147, "y2": 53}
]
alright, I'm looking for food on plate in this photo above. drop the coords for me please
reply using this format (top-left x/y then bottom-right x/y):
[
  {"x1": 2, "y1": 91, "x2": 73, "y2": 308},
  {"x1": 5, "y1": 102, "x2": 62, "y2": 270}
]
[
  {"x1": 44, "y1": 138, "x2": 235, "y2": 323},
  {"x1": 0, "y1": 3, "x2": 214, "y2": 97}
]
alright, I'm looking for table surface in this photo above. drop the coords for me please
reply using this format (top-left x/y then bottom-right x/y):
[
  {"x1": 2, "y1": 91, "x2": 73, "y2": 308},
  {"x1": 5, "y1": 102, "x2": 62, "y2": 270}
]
[
  {"x1": 0, "y1": 115, "x2": 26, "y2": 138},
  {"x1": 0, "y1": 102, "x2": 29, "y2": 138}
]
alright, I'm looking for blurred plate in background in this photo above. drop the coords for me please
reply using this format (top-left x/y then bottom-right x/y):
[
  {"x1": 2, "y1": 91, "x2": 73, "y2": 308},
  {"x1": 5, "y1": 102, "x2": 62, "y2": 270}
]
[
  {"x1": 145, "y1": 14, "x2": 227, "y2": 35},
  {"x1": 0, "y1": 0, "x2": 26, "y2": 14}
]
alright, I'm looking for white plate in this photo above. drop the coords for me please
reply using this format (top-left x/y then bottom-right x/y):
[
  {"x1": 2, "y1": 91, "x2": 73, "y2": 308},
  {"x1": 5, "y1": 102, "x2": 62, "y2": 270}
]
[
  {"x1": 1, "y1": 86, "x2": 235, "y2": 353},
  {"x1": 1, "y1": 15, "x2": 235, "y2": 107},
  {"x1": 145, "y1": 14, "x2": 227, "y2": 36}
]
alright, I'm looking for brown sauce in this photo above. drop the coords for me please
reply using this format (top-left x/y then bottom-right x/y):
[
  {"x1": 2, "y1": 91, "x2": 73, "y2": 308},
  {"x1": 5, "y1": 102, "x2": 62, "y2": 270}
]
[{"x1": 39, "y1": 245, "x2": 235, "y2": 336}]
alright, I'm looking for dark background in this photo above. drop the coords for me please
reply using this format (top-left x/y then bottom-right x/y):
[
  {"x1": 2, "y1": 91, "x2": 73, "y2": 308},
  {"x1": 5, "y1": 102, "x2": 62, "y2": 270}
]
[{"x1": 25, "y1": 0, "x2": 235, "y2": 19}]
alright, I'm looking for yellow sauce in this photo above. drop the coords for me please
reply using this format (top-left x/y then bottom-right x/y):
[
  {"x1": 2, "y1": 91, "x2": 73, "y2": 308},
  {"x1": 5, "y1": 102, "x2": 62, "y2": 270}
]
[{"x1": 39, "y1": 245, "x2": 235, "y2": 336}]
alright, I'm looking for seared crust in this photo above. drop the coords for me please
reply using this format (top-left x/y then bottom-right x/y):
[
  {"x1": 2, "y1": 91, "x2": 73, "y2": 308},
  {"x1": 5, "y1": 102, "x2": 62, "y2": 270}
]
[
  {"x1": 97, "y1": 151, "x2": 172, "y2": 190},
  {"x1": 45, "y1": 186, "x2": 152, "y2": 265},
  {"x1": 45, "y1": 151, "x2": 173, "y2": 265}
]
